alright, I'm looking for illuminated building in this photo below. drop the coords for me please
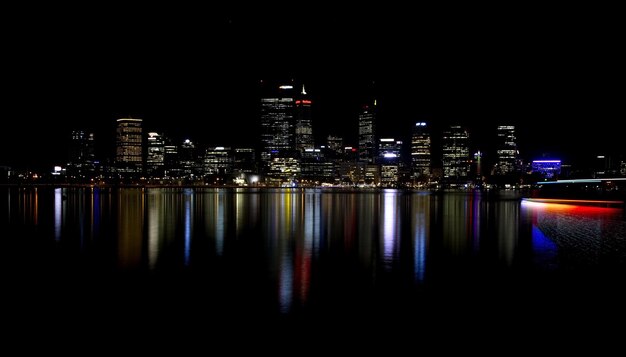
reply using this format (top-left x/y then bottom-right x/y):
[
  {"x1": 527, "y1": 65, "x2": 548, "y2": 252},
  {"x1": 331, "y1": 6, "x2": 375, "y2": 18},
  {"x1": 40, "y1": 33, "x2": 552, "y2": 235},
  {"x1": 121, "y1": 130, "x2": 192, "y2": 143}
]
[
  {"x1": 532, "y1": 160, "x2": 561, "y2": 179},
  {"x1": 204, "y1": 146, "x2": 232, "y2": 175},
  {"x1": 358, "y1": 101, "x2": 377, "y2": 163},
  {"x1": 379, "y1": 138, "x2": 402, "y2": 187},
  {"x1": 327, "y1": 136, "x2": 343, "y2": 156},
  {"x1": 115, "y1": 118, "x2": 143, "y2": 174},
  {"x1": 164, "y1": 143, "x2": 180, "y2": 178},
  {"x1": 233, "y1": 148, "x2": 256, "y2": 174},
  {"x1": 179, "y1": 139, "x2": 200, "y2": 178},
  {"x1": 621, "y1": 161, "x2": 626, "y2": 176},
  {"x1": 495, "y1": 125, "x2": 519, "y2": 175},
  {"x1": 146, "y1": 132, "x2": 165, "y2": 177},
  {"x1": 442, "y1": 125, "x2": 470, "y2": 180},
  {"x1": 67, "y1": 130, "x2": 95, "y2": 178},
  {"x1": 300, "y1": 148, "x2": 334, "y2": 183},
  {"x1": 268, "y1": 157, "x2": 300, "y2": 183},
  {"x1": 411, "y1": 122, "x2": 431, "y2": 178},
  {"x1": 363, "y1": 164, "x2": 380, "y2": 185},
  {"x1": 260, "y1": 83, "x2": 296, "y2": 165},
  {"x1": 594, "y1": 155, "x2": 615, "y2": 177},
  {"x1": 474, "y1": 151, "x2": 483, "y2": 180},
  {"x1": 295, "y1": 85, "x2": 314, "y2": 152},
  {"x1": 343, "y1": 146, "x2": 359, "y2": 162}
]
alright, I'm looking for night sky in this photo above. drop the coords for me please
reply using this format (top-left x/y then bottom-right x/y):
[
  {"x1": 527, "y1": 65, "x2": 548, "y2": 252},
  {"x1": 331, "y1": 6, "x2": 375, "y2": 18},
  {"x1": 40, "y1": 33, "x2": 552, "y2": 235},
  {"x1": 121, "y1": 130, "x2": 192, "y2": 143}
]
[{"x1": 2, "y1": 5, "x2": 624, "y2": 170}]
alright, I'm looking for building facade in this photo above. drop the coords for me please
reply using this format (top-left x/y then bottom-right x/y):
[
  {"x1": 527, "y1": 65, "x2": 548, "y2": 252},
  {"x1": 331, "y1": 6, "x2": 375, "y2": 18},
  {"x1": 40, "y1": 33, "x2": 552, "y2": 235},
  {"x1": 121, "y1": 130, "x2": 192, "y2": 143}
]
[
  {"x1": 260, "y1": 84, "x2": 296, "y2": 166},
  {"x1": 532, "y1": 160, "x2": 561, "y2": 179},
  {"x1": 294, "y1": 85, "x2": 314, "y2": 152},
  {"x1": 411, "y1": 122, "x2": 431, "y2": 179},
  {"x1": 358, "y1": 101, "x2": 377, "y2": 163},
  {"x1": 115, "y1": 118, "x2": 143, "y2": 174},
  {"x1": 146, "y1": 132, "x2": 165, "y2": 177},
  {"x1": 442, "y1": 125, "x2": 470, "y2": 181},
  {"x1": 67, "y1": 130, "x2": 95, "y2": 178},
  {"x1": 495, "y1": 125, "x2": 519, "y2": 175},
  {"x1": 379, "y1": 138, "x2": 402, "y2": 187}
]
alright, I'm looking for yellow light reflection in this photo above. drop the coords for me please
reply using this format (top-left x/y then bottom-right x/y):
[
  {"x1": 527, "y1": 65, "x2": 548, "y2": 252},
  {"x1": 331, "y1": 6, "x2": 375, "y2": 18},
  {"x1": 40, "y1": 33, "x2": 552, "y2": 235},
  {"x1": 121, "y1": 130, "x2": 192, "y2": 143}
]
[{"x1": 117, "y1": 189, "x2": 144, "y2": 269}]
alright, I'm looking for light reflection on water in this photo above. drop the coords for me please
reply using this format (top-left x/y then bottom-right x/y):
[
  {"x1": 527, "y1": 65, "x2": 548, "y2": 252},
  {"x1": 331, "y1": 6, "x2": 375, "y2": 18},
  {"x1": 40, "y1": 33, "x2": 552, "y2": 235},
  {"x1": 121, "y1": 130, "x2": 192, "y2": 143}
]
[
  {"x1": 521, "y1": 199, "x2": 626, "y2": 267},
  {"x1": 3, "y1": 187, "x2": 626, "y2": 316}
]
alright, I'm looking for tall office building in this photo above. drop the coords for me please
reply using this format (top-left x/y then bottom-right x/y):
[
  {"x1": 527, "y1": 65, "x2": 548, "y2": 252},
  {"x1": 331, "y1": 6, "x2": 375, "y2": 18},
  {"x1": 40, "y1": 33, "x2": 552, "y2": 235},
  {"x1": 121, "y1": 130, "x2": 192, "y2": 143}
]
[
  {"x1": 146, "y1": 132, "x2": 165, "y2": 177},
  {"x1": 411, "y1": 122, "x2": 431, "y2": 178},
  {"x1": 379, "y1": 138, "x2": 402, "y2": 187},
  {"x1": 260, "y1": 83, "x2": 296, "y2": 164},
  {"x1": 495, "y1": 125, "x2": 519, "y2": 175},
  {"x1": 358, "y1": 100, "x2": 377, "y2": 163},
  {"x1": 115, "y1": 118, "x2": 143, "y2": 173},
  {"x1": 233, "y1": 148, "x2": 256, "y2": 174},
  {"x1": 295, "y1": 85, "x2": 314, "y2": 152},
  {"x1": 442, "y1": 125, "x2": 470, "y2": 180},
  {"x1": 179, "y1": 139, "x2": 199, "y2": 177},
  {"x1": 163, "y1": 142, "x2": 179, "y2": 178},
  {"x1": 67, "y1": 130, "x2": 95, "y2": 178},
  {"x1": 204, "y1": 146, "x2": 233, "y2": 176}
]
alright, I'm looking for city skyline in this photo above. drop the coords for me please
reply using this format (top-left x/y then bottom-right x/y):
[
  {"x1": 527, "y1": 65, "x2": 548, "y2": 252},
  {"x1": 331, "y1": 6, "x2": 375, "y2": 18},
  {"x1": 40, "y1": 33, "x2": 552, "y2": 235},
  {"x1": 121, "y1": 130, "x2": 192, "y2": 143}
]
[
  {"x1": 2, "y1": 8, "x2": 624, "y2": 169},
  {"x1": 2, "y1": 87, "x2": 625, "y2": 172}
]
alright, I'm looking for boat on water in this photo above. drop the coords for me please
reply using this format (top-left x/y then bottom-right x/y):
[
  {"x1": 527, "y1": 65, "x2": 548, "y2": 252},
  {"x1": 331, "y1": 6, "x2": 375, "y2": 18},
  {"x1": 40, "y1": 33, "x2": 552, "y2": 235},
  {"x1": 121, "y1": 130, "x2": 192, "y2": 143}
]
[{"x1": 523, "y1": 178, "x2": 626, "y2": 208}]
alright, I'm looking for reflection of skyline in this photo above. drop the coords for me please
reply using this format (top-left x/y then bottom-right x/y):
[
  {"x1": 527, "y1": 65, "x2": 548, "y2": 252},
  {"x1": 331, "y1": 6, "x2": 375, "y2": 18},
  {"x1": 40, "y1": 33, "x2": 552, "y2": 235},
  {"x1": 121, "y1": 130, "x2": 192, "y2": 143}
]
[
  {"x1": 116, "y1": 189, "x2": 144, "y2": 269},
  {"x1": 357, "y1": 193, "x2": 377, "y2": 271},
  {"x1": 7, "y1": 186, "x2": 626, "y2": 320},
  {"x1": 381, "y1": 190, "x2": 400, "y2": 271},
  {"x1": 147, "y1": 190, "x2": 161, "y2": 269},
  {"x1": 184, "y1": 189, "x2": 193, "y2": 265},
  {"x1": 264, "y1": 190, "x2": 301, "y2": 313},
  {"x1": 522, "y1": 200, "x2": 625, "y2": 268},
  {"x1": 442, "y1": 194, "x2": 470, "y2": 256},
  {"x1": 411, "y1": 194, "x2": 430, "y2": 282},
  {"x1": 54, "y1": 188, "x2": 62, "y2": 241},
  {"x1": 497, "y1": 201, "x2": 519, "y2": 266}
]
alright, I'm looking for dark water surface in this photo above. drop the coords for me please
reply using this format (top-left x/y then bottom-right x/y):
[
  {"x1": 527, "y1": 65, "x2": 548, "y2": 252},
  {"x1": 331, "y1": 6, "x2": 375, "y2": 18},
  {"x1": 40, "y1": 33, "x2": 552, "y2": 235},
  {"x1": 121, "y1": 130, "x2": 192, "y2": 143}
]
[{"x1": 2, "y1": 187, "x2": 626, "y2": 347}]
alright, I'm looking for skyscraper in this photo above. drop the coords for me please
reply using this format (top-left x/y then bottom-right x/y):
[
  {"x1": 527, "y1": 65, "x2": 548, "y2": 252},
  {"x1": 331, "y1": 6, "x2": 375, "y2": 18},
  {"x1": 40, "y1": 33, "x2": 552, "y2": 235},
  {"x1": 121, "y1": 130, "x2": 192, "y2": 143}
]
[
  {"x1": 233, "y1": 148, "x2": 256, "y2": 174},
  {"x1": 179, "y1": 139, "x2": 199, "y2": 177},
  {"x1": 204, "y1": 146, "x2": 233, "y2": 176},
  {"x1": 442, "y1": 125, "x2": 470, "y2": 180},
  {"x1": 67, "y1": 130, "x2": 95, "y2": 178},
  {"x1": 260, "y1": 83, "x2": 296, "y2": 165},
  {"x1": 146, "y1": 132, "x2": 165, "y2": 177},
  {"x1": 294, "y1": 85, "x2": 314, "y2": 152},
  {"x1": 115, "y1": 118, "x2": 143, "y2": 173},
  {"x1": 164, "y1": 143, "x2": 179, "y2": 178},
  {"x1": 358, "y1": 100, "x2": 377, "y2": 163},
  {"x1": 411, "y1": 122, "x2": 431, "y2": 179},
  {"x1": 379, "y1": 138, "x2": 402, "y2": 187},
  {"x1": 495, "y1": 125, "x2": 519, "y2": 175}
]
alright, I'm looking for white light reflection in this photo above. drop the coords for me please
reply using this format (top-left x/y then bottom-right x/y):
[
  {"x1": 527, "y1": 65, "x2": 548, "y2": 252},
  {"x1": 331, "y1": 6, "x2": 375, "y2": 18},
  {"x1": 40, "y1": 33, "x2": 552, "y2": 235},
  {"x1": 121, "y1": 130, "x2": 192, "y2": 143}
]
[
  {"x1": 300, "y1": 191, "x2": 319, "y2": 303},
  {"x1": 382, "y1": 190, "x2": 399, "y2": 270},
  {"x1": 497, "y1": 202, "x2": 518, "y2": 266},
  {"x1": 215, "y1": 191, "x2": 224, "y2": 256},
  {"x1": 235, "y1": 189, "x2": 244, "y2": 238},
  {"x1": 279, "y1": 250, "x2": 294, "y2": 314},
  {"x1": 148, "y1": 192, "x2": 160, "y2": 270},
  {"x1": 184, "y1": 189, "x2": 193, "y2": 266},
  {"x1": 54, "y1": 188, "x2": 62, "y2": 241}
]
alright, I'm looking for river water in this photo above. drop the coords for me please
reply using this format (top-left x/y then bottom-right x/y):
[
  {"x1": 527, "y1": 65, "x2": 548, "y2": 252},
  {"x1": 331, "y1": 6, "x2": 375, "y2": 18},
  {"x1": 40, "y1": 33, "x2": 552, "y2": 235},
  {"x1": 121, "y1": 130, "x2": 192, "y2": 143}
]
[{"x1": 2, "y1": 187, "x2": 625, "y2": 347}]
